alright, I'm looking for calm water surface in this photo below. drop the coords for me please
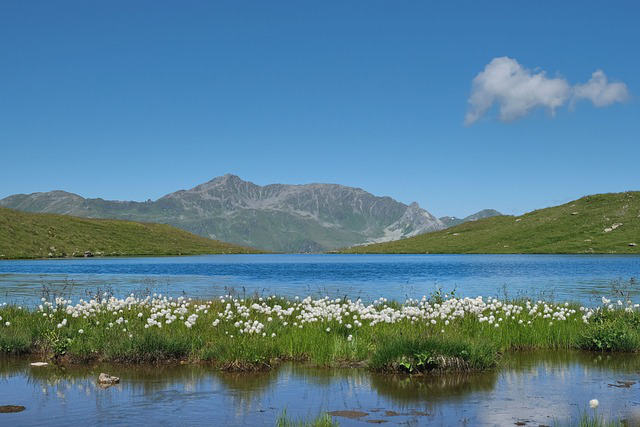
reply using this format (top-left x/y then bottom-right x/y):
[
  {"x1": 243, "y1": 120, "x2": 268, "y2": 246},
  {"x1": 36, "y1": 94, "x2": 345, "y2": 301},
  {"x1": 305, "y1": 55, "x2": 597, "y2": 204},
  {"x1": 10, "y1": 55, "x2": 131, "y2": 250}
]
[
  {"x1": 2, "y1": 255, "x2": 640, "y2": 425},
  {"x1": 1, "y1": 254, "x2": 639, "y2": 304},
  {"x1": 1, "y1": 352, "x2": 639, "y2": 426}
]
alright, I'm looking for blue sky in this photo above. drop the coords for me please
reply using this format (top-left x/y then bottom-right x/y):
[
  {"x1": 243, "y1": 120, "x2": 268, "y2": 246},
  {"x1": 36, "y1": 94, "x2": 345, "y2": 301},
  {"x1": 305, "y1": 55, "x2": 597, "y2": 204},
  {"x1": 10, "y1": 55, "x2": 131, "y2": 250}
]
[{"x1": 1, "y1": 1, "x2": 638, "y2": 218}]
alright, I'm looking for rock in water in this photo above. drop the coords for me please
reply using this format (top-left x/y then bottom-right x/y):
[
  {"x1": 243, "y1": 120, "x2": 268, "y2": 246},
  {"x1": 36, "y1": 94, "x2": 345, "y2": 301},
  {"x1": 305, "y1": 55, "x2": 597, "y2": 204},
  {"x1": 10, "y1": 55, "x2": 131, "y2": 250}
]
[
  {"x1": 29, "y1": 362, "x2": 48, "y2": 367},
  {"x1": 98, "y1": 373, "x2": 120, "y2": 386},
  {"x1": 0, "y1": 405, "x2": 25, "y2": 413}
]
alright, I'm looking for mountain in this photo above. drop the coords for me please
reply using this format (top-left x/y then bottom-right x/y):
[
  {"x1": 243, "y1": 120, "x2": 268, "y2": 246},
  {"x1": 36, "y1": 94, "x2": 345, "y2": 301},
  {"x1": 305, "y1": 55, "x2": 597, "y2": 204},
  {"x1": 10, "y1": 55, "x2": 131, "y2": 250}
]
[
  {"x1": 439, "y1": 209, "x2": 503, "y2": 227},
  {"x1": 0, "y1": 175, "x2": 445, "y2": 253},
  {"x1": 0, "y1": 207, "x2": 260, "y2": 259},
  {"x1": 342, "y1": 192, "x2": 640, "y2": 254}
]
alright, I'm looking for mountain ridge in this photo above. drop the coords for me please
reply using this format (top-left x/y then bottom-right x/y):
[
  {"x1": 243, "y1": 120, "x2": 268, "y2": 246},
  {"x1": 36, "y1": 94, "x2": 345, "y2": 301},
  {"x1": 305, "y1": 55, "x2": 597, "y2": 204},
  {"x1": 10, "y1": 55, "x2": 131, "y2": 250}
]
[
  {"x1": 0, "y1": 175, "x2": 446, "y2": 253},
  {"x1": 439, "y1": 209, "x2": 503, "y2": 227},
  {"x1": 342, "y1": 192, "x2": 640, "y2": 254}
]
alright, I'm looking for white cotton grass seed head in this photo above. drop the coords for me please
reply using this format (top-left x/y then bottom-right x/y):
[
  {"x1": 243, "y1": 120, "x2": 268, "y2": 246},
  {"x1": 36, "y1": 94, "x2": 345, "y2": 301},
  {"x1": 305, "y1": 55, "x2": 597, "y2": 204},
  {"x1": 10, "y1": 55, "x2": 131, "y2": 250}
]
[{"x1": 590, "y1": 399, "x2": 599, "y2": 409}]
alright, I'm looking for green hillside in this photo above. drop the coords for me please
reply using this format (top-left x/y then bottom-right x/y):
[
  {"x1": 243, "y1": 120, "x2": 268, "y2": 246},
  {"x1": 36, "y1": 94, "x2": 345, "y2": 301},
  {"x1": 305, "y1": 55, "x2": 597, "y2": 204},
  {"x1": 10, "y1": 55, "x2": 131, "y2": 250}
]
[
  {"x1": 342, "y1": 192, "x2": 640, "y2": 254},
  {"x1": 0, "y1": 208, "x2": 261, "y2": 259}
]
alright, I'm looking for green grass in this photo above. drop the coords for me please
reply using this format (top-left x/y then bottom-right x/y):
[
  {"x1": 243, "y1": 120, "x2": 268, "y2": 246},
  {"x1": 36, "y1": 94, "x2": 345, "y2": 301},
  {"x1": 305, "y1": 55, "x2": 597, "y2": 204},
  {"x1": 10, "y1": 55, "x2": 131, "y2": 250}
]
[
  {"x1": 276, "y1": 411, "x2": 338, "y2": 427},
  {"x1": 341, "y1": 191, "x2": 640, "y2": 254},
  {"x1": 556, "y1": 409, "x2": 626, "y2": 427},
  {"x1": 1, "y1": 294, "x2": 639, "y2": 371},
  {"x1": 0, "y1": 207, "x2": 261, "y2": 259},
  {"x1": 367, "y1": 335, "x2": 496, "y2": 373}
]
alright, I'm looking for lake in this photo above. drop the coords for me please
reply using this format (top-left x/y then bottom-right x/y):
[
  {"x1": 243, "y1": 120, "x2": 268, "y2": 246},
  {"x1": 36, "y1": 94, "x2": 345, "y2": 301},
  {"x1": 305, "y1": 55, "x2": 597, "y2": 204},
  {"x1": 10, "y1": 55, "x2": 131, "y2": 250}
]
[
  {"x1": 2, "y1": 351, "x2": 639, "y2": 426},
  {"x1": 2, "y1": 254, "x2": 640, "y2": 425},
  {"x1": 0, "y1": 254, "x2": 639, "y2": 305}
]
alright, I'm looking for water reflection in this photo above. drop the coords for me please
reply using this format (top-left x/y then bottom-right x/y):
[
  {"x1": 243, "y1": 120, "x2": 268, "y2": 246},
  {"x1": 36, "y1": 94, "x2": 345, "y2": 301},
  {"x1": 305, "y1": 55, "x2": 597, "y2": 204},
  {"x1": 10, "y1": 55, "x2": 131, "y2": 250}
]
[
  {"x1": 1, "y1": 351, "x2": 640, "y2": 426},
  {"x1": 370, "y1": 371, "x2": 498, "y2": 403}
]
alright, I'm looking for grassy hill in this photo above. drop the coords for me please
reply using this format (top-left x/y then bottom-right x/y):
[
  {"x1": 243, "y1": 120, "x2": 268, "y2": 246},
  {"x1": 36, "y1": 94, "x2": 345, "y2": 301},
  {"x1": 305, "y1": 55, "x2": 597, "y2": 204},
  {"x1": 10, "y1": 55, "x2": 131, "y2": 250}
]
[
  {"x1": 342, "y1": 192, "x2": 640, "y2": 254},
  {"x1": 0, "y1": 208, "x2": 261, "y2": 259}
]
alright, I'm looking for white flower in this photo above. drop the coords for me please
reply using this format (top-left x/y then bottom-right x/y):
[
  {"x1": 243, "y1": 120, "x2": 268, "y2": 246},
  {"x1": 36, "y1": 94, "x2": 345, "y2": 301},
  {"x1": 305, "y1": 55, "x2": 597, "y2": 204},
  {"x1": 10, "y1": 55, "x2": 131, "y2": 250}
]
[{"x1": 589, "y1": 399, "x2": 599, "y2": 409}]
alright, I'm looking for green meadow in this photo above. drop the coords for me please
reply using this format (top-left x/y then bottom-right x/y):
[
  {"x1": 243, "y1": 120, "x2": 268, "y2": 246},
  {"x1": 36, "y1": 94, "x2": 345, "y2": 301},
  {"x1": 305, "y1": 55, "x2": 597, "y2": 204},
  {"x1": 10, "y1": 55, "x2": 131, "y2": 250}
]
[
  {"x1": 0, "y1": 207, "x2": 260, "y2": 259},
  {"x1": 342, "y1": 192, "x2": 640, "y2": 254}
]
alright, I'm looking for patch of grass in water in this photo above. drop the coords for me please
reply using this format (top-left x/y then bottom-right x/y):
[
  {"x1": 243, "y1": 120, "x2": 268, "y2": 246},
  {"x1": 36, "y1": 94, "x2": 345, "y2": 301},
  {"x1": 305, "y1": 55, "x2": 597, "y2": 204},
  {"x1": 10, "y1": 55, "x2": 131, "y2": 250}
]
[
  {"x1": 369, "y1": 335, "x2": 496, "y2": 373},
  {"x1": 579, "y1": 309, "x2": 640, "y2": 352},
  {"x1": 276, "y1": 410, "x2": 338, "y2": 427},
  {"x1": 1, "y1": 293, "x2": 639, "y2": 370},
  {"x1": 556, "y1": 409, "x2": 626, "y2": 427}
]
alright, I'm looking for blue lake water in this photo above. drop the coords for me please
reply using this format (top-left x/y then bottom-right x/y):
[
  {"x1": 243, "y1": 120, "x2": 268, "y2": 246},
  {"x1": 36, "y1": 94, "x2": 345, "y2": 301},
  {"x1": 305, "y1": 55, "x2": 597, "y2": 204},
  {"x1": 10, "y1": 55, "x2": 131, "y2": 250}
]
[
  {"x1": 2, "y1": 255, "x2": 640, "y2": 426},
  {"x1": 1, "y1": 254, "x2": 639, "y2": 304},
  {"x1": 2, "y1": 352, "x2": 640, "y2": 426}
]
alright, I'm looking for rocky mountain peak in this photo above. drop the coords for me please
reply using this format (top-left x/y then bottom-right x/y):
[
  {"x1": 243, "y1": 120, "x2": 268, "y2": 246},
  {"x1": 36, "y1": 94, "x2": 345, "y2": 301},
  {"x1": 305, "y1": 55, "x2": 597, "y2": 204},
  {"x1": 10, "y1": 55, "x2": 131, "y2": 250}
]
[{"x1": 0, "y1": 175, "x2": 447, "y2": 252}]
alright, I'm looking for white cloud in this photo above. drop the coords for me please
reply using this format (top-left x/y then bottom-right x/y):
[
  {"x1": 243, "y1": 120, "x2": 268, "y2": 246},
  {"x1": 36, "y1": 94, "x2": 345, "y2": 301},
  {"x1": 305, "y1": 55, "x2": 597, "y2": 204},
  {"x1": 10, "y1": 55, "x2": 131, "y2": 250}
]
[
  {"x1": 465, "y1": 57, "x2": 629, "y2": 125},
  {"x1": 573, "y1": 70, "x2": 629, "y2": 107}
]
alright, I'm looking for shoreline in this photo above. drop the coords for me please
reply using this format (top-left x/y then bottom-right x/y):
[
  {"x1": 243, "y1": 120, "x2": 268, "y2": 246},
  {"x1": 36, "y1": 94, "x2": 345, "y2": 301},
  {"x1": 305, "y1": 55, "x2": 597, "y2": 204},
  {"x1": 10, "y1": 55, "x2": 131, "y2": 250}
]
[
  {"x1": 3, "y1": 252, "x2": 640, "y2": 261},
  {"x1": 2, "y1": 293, "x2": 638, "y2": 372}
]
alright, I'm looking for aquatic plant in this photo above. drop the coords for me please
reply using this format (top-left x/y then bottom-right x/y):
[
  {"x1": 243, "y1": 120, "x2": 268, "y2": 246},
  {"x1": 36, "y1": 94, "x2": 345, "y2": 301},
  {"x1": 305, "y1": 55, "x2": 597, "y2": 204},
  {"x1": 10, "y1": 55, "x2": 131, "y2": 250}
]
[
  {"x1": 0, "y1": 292, "x2": 639, "y2": 369},
  {"x1": 276, "y1": 410, "x2": 338, "y2": 427},
  {"x1": 555, "y1": 400, "x2": 626, "y2": 427}
]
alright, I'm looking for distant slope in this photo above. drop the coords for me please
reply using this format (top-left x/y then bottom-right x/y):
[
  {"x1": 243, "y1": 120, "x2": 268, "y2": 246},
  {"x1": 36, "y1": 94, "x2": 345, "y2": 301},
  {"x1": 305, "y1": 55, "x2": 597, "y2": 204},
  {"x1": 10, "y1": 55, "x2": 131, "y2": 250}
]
[
  {"x1": 440, "y1": 209, "x2": 502, "y2": 227},
  {"x1": 0, "y1": 208, "x2": 260, "y2": 259},
  {"x1": 342, "y1": 192, "x2": 640, "y2": 254},
  {"x1": 0, "y1": 174, "x2": 445, "y2": 253}
]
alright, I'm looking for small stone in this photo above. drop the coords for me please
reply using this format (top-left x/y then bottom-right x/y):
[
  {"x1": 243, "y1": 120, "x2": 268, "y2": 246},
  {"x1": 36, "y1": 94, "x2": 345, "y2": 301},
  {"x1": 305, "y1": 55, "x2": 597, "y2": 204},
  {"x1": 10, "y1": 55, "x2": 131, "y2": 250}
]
[
  {"x1": 0, "y1": 405, "x2": 25, "y2": 413},
  {"x1": 29, "y1": 362, "x2": 48, "y2": 367},
  {"x1": 604, "y1": 228, "x2": 613, "y2": 233},
  {"x1": 98, "y1": 373, "x2": 120, "y2": 386},
  {"x1": 630, "y1": 243, "x2": 637, "y2": 247},
  {"x1": 571, "y1": 212, "x2": 578, "y2": 215}
]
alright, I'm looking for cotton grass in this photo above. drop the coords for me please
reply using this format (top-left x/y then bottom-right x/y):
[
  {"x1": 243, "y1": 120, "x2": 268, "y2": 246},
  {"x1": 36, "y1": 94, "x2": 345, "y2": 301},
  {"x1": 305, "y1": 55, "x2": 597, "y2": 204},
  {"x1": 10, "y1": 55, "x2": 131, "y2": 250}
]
[{"x1": 1, "y1": 292, "x2": 639, "y2": 370}]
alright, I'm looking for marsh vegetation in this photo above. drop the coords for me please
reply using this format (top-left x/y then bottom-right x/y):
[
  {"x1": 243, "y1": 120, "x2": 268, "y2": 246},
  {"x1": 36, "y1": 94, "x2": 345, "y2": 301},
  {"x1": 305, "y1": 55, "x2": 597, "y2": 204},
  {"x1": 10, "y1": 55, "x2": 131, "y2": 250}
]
[{"x1": 1, "y1": 289, "x2": 639, "y2": 371}]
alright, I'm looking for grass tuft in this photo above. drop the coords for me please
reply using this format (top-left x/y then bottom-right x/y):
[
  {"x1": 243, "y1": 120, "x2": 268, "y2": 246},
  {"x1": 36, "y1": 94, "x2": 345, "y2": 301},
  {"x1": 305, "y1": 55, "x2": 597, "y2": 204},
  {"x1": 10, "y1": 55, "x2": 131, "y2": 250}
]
[{"x1": 276, "y1": 410, "x2": 338, "y2": 427}]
